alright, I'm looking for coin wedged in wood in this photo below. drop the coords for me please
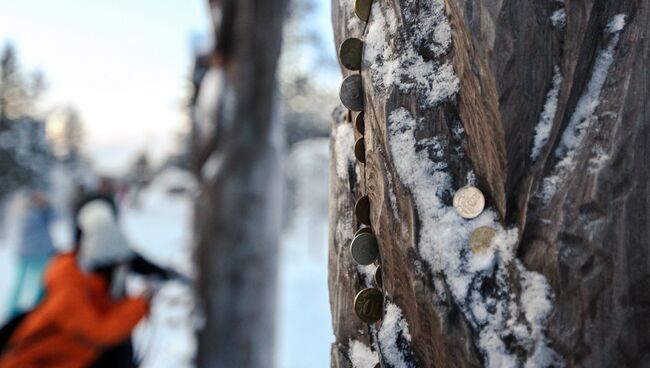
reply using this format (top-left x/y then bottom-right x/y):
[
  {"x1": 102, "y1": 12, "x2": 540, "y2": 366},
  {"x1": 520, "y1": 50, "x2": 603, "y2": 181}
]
[
  {"x1": 355, "y1": 111, "x2": 365, "y2": 134},
  {"x1": 354, "y1": 0, "x2": 372, "y2": 21},
  {"x1": 469, "y1": 226, "x2": 497, "y2": 253},
  {"x1": 354, "y1": 287, "x2": 383, "y2": 323},
  {"x1": 354, "y1": 226, "x2": 372, "y2": 237},
  {"x1": 339, "y1": 74, "x2": 364, "y2": 111},
  {"x1": 453, "y1": 186, "x2": 485, "y2": 219},
  {"x1": 350, "y1": 232, "x2": 378, "y2": 265},
  {"x1": 355, "y1": 195, "x2": 371, "y2": 225},
  {"x1": 339, "y1": 38, "x2": 363, "y2": 71},
  {"x1": 374, "y1": 265, "x2": 382, "y2": 288},
  {"x1": 354, "y1": 137, "x2": 366, "y2": 164}
]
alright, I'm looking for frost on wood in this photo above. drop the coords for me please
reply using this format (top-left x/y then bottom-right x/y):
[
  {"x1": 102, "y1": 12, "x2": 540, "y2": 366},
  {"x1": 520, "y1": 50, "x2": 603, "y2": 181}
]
[
  {"x1": 334, "y1": 122, "x2": 356, "y2": 181},
  {"x1": 378, "y1": 303, "x2": 413, "y2": 368},
  {"x1": 587, "y1": 146, "x2": 611, "y2": 174},
  {"x1": 349, "y1": 340, "x2": 379, "y2": 368},
  {"x1": 388, "y1": 108, "x2": 562, "y2": 367},
  {"x1": 540, "y1": 14, "x2": 626, "y2": 203},
  {"x1": 530, "y1": 66, "x2": 563, "y2": 162},
  {"x1": 363, "y1": 0, "x2": 459, "y2": 106},
  {"x1": 340, "y1": 0, "x2": 363, "y2": 32},
  {"x1": 331, "y1": 0, "x2": 645, "y2": 365},
  {"x1": 515, "y1": 262, "x2": 561, "y2": 368},
  {"x1": 357, "y1": 264, "x2": 376, "y2": 287},
  {"x1": 550, "y1": 9, "x2": 566, "y2": 29}
]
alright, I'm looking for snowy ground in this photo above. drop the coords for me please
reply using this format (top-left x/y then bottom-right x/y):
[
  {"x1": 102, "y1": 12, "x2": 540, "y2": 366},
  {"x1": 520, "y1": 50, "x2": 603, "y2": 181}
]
[{"x1": 0, "y1": 139, "x2": 333, "y2": 367}]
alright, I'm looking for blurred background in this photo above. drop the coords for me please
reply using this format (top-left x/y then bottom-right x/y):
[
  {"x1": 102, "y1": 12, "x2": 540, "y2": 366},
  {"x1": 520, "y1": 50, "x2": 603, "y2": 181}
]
[{"x1": 0, "y1": 0, "x2": 338, "y2": 367}]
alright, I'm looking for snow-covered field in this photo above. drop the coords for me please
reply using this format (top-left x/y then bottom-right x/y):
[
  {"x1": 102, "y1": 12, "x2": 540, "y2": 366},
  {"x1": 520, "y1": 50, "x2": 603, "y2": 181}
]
[{"x1": 0, "y1": 139, "x2": 333, "y2": 367}]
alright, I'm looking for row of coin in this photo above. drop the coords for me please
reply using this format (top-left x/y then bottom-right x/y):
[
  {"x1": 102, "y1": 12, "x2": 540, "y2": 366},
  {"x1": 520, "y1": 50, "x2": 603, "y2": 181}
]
[
  {"x1": 452, "y1": 185, "x2": 497, "y2": 252},
  {"x1": 336, "y1": 1, "x2": 495, "y2": 366},
  {"x1": 338, "y1": 0, "x2": 385, "y2": 330}
]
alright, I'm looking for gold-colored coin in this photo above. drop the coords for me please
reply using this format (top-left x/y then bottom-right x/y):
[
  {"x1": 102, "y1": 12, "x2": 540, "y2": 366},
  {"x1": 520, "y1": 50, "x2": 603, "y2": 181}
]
[
  {"x1": 354, "y1": 0, "x2": 373, "y2": 21},
  {"x1": 355, "y1": 195, "x2": 371, "y2": 225},
  {"x1": 469, "y1": 226, "x2": 496, "y2": 253},
  {"x1": 353, "y1": 287, "x2": 383, "y2": 323},
  {"x1": 354, "y1": 137, "x2": 365, "y2": 164},
  {"x1": 452, "y1": 186, "x2": 485, "y2": 219}
]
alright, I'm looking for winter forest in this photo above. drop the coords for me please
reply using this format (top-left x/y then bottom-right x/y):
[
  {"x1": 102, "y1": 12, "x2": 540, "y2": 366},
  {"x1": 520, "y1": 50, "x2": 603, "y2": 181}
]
[{"x1": 0, "y1": 0, "x2": 647, "y2": 368}]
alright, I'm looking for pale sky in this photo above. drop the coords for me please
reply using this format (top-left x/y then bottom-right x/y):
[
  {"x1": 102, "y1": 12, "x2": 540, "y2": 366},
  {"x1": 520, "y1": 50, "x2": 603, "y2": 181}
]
[{"x1": 0, "y1": 0, "x2": 211, "y2": 174}]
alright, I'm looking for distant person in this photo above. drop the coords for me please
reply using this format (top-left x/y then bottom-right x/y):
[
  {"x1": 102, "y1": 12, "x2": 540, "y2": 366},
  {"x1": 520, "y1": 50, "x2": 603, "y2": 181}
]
[
  {"x1": 73, "y1": 187, "x2": 170, "y2": 281},
  {"x1": 7, "y1": 191, "x2": 55, "y2": 318},
  {"x1": 73, "y1": 178, "x2": 118, "y2": 247},
  {"x1": 0, "y1": 199, "x2": 154, "y2": 368},
  {"x1": 70, "y1": 183, "x2": 86, "y2": 213}
]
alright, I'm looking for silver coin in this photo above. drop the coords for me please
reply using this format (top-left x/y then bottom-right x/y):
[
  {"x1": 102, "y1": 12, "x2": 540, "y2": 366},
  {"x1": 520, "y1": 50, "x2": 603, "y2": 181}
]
[
  {"x1": 452, "y1": 186, "x2": 485, "y2": 219},
  {"x1": 339, "y1": 38, "x2": 363, "y2": 71},
  {"x1": 339, "y1": 74, "x2": 364, "y2": 111},
  {"x1": 350, "y1": 232, "x2": 378, "y2": 265}
]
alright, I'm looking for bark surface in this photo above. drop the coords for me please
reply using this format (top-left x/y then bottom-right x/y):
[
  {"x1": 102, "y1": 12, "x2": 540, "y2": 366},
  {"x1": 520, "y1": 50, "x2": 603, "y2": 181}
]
[
  {"x1": 193, "y1": 0, "x2": 287, "y2": 367},
  {"x1": 329, "y1": 1, "x2": 649, "y2": 367}
]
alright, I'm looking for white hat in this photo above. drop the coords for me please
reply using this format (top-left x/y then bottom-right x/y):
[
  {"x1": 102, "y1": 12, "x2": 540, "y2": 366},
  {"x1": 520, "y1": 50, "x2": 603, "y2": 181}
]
[{"x1": 77, "y1": 200, "x2": 133, "y2": 270}]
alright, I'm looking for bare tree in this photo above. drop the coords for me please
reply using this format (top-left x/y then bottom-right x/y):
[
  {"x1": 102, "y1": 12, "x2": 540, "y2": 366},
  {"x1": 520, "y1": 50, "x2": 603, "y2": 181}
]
[
  {"x1": 0, "y1": 43, "x2": 28, "y2": 129},
  {"x1": 329, "y1": 1, "x2": 648, "y2": 367},
  {"x1": 192, "y1": 0, "x2": 288, "y2": 367},
  {"x1": 60, "y1": 107, "x2": 84, "y2": 163},
  {"x1": 0, "y1": 44, "x2": 51, "y2": 200}
]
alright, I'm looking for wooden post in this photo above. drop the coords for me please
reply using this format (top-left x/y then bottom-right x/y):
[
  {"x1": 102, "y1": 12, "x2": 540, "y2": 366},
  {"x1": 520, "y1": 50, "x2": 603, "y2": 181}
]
[{"x1": 329, "y1": 1, "x2": 649, "y2": 367}]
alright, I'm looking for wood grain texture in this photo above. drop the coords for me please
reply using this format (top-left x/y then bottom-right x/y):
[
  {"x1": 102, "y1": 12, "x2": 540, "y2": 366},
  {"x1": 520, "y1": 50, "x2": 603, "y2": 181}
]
[
  {"x1": 328, "y1": 107, "x2": 375, "y2": 367},
  {"x1": 330, "y1": 0, "x2": 506, "y2": 366},
  {"x1": 330, "y1": 0, "x2": 649, "y2": 367}
]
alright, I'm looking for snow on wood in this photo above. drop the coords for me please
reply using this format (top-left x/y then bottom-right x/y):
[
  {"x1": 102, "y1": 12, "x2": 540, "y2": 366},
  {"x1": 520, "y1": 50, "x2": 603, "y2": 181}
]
[
  {"x1": 357, "y1": 264, "x2": 375, "y2": 287},
  {"x1": 516, "y1": 261, "x2": 561, "y2": 368},
  {"x1": 550, "y1": 9, "x2": 566, "y2": 29},
  {"x1": 541, "y1": 14, "x2": 627, "y2": 203},
  {"x1": 334, "y1": 123, "x2": 356, "y2": 182},
  {"x1": 386, "y1": 173, "x2": 399, "y2": 216},
  {"x1": 530, "y1": 66, "x2": 563, "y2": 162},
  {"x1": 378, "y1": 302, "x2": 412, "y2": 368},
  {"x1": 588, "y1": 146, "x2": 611, "y2": 173},
  {"x1": 364, "y1": 0, "x2": 459, "y2": 106},
  {"x1": 349, "y1": 339, "x2": 380, "y2": 368},
  {"x1": 388, "y1": 107, "x2": 562, "y2": 367}
]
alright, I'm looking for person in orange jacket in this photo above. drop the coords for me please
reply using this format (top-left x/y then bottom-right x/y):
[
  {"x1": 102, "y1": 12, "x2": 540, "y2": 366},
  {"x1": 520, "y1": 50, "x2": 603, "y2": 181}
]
[{"x1": 0, "y1": 200, "x2": 152, "y2": 368}]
